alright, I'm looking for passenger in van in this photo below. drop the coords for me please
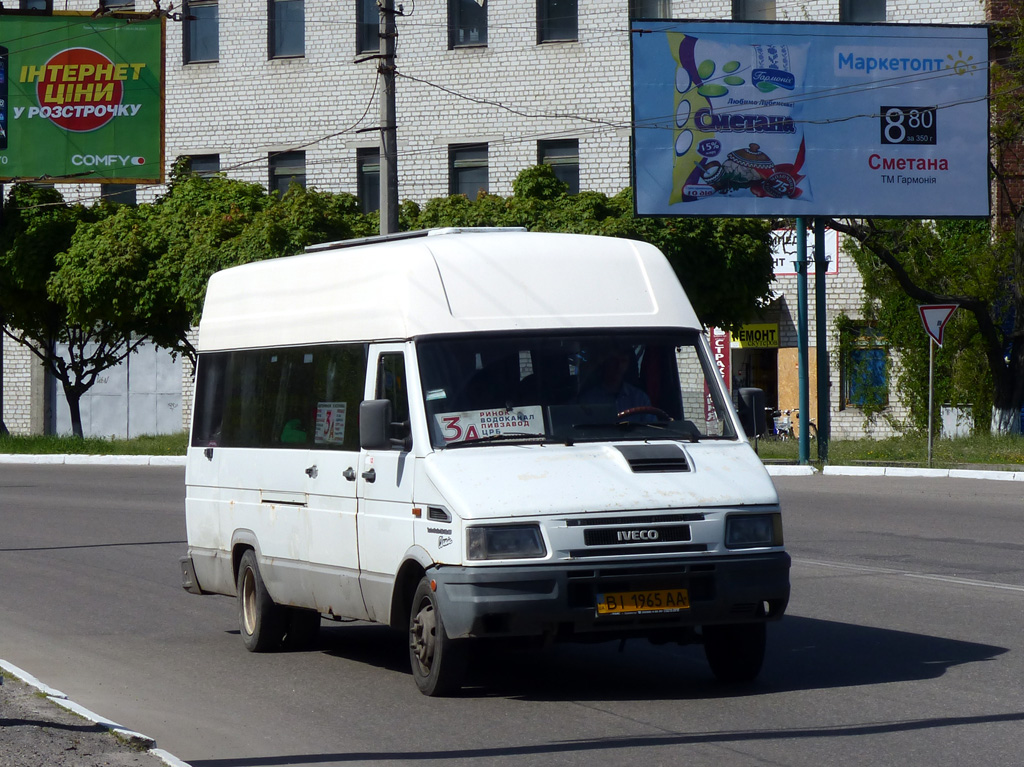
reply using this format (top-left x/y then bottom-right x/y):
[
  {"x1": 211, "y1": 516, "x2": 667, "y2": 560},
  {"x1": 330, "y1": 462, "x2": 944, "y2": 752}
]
[
  {"x1": 280, "y1": 418, "x2": 308, "y2": 444},
  {"x1": 578, "y1": 345, "x2": 654, "y2": 417}
]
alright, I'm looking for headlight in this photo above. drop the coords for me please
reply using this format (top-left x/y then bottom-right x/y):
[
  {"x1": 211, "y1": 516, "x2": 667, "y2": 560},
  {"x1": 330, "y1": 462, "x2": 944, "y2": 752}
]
[
  {"x1": 725, "y1": 513, "x2": 783, "y2": 549},
  {"x1": 466, "y1": 524, "x2": 546, "y2": 561}
]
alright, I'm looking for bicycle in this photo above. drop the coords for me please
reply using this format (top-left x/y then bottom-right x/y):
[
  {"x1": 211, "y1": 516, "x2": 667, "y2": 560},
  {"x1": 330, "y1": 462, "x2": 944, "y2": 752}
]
[
  {"x1": 790, "y1": 408, "x2": 818, "y2": 440},
  {"x1": 764, "y1": 408, "x2": 817, "y2": 441},
  {"x1": 764, "y1": 408, "x2": 793, "y2": 441}
]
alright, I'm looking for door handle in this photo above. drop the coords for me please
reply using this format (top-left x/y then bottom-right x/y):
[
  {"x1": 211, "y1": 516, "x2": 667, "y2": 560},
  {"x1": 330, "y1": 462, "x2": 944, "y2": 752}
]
[
  {"x1": 361, "y1": 468, "x2": 376, "y2": 483},
  {"x1": 305, "y1": 465, "x2": 318, "y2": 479},
  {"x1": 343, "y1": 467, "x2": 356, "y2": 481}
]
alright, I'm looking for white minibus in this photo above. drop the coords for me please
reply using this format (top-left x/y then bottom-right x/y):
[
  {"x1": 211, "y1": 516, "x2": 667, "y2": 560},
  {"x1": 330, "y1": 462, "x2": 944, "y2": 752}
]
[{"x1": 181, "y1": 228, "x2": 790, "y2": 695}]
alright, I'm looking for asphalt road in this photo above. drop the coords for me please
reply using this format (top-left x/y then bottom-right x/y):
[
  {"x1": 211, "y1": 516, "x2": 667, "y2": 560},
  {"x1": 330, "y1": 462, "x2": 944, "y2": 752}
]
[{"x1": 1, "y1": 465, "x2": 1022, "y2": 766}]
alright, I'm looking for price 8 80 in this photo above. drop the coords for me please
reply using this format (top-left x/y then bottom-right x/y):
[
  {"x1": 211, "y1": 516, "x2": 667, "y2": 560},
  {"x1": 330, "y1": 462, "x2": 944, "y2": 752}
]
[{"x1": 880, "y1": 106, "x2": 937, "y2": 146}]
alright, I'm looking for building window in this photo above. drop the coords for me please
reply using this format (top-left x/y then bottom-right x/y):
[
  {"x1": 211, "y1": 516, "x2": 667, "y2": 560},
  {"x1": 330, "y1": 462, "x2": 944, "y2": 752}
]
[
  {"x1": 538, "y1": 139, "x2": 579, "y2": 195},
  {"x1": 187, "y1": 154, "x2": 220, "y2": 177},
  {"x1": 22, "y1": 0, "x2": 53, "y2": 9},
  {"x1": 358, "y1": 0, "x2": 379, "y2": 53},
  {"x1": 732, "y1": 0, "x2": 775, "y2": 20},
  {"x1": 840, "y1": 0, "x2": 885, "y2": 22},
  {"x1": 629, "y1": 0, "x2": 668, "y2": 18},
  {"x1": 270, "y1": 0, "x2": 304, "y2": 58},
  {"x1": 269, "y1": 151, "x2": 306, "y2": 195},
  {"x1": 538, "y1": 0, "x2": 577, "y2": 43},
  {"x1": 449, "y1": 144, "x2": 488, "y2": 200},
  {"x1": 357, "y1": 148, "x2": 380, "y2": 214},
  {"x1": 449, "y1": 0, "x2": 487, "y2": 47},
  {"x1": 842, "y1": 325, "x2": 888, "y2": 409},
  {"x1": 102, "y1": 184, "x2": 136, "y2": 205},
  {"x1": 184, "y1": 0, "x2": 219, "y2": 63}
]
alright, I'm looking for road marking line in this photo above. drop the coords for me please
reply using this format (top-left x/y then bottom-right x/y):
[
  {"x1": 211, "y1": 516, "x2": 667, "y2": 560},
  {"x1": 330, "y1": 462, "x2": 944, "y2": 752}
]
[{"x1": 794, "y1": 558, "x2": 1024, "y2": 593}]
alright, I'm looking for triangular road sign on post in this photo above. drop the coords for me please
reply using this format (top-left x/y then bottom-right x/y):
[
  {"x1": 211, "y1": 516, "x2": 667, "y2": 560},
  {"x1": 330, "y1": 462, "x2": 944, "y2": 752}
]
[{"x1": 918, "y1": 304, "x2": 958, "y2": 346}]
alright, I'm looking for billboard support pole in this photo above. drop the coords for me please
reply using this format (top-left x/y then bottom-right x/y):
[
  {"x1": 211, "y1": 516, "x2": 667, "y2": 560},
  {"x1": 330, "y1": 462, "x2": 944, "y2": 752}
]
[
  {"x1": 814, "y1": 217, "x2": 829, "y2": 461},
  {"x1": 796, "y1": 218, "x2": 810, "y2": 465}
]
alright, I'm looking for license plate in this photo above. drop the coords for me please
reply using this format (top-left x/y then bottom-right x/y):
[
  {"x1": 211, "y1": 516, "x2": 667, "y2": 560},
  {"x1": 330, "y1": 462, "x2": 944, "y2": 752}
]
[{"x1": 596, "y1": 589, "x2": 690, "y2": 615}]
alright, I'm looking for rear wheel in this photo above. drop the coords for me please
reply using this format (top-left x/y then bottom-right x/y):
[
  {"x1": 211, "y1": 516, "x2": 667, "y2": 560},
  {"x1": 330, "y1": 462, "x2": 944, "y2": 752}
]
[
  {"x1": 409, "y1": 576, "x2": 467, "y2": 696},
  {"x1": 237, "y1": 549, "x2": 286, "y2": 652},
  {"x1": 702, "y1": 622, "x2": 766, "y2": 684}
]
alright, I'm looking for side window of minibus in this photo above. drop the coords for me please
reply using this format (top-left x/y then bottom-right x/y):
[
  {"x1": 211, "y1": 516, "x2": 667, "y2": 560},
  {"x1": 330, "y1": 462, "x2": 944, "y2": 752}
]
[{"x1": 376, "y1": 352, "x2": 411, "y2": 448}]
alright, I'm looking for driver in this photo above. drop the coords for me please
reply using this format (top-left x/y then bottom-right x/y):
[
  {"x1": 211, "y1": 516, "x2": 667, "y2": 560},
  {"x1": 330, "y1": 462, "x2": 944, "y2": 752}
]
[{"x1": 578, "y1": 345, "x2": 653, "y2": 417}]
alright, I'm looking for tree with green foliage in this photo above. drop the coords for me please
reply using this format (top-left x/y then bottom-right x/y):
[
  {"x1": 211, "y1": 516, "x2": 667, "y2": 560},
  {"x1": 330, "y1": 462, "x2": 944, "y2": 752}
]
[
  {"x1": 833, "y1": 220, "x2": 1007, "y2": 433},
  {"x1": 0, "y1": 184, "x2": 134, "y2": 438}
]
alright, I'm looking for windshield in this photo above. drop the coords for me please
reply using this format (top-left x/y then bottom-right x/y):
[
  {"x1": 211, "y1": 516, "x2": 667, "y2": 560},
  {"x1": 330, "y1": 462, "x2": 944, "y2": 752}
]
[{"x1": 417, "y1": 330, "x2": 738, "y2": 448}]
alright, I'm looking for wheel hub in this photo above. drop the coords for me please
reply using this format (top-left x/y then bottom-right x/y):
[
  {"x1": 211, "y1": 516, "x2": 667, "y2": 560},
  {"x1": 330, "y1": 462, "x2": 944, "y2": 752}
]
[{"x1": 411, "y1": 600, "x2": 437, "y2": 668}]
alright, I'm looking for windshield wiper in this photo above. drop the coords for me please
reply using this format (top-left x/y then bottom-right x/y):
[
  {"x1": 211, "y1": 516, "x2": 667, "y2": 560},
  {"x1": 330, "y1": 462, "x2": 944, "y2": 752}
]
[{"x1": 442, "y1": 433, "x2": 550, "y2": 448}]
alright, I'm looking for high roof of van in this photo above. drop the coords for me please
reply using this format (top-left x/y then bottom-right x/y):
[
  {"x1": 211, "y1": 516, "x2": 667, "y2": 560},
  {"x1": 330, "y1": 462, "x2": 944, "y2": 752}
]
[{"x1": 197, "y1": 229, "x2": 702, "y2": 351}]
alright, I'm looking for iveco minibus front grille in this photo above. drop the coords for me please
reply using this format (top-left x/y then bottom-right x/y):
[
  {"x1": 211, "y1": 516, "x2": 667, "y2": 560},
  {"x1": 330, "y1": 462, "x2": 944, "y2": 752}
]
[
  {"x1": 567, "y1": 543, "x2": 708, "y2": 558},
  {"x1": 583, "y1": 525, "x2": 692, "y2": 546}
]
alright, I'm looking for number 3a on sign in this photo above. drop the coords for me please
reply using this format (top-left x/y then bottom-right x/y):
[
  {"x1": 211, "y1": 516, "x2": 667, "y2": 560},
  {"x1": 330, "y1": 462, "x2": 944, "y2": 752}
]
[{"x1": 918, "y1": 304, "x2": 958, "y2": 347}]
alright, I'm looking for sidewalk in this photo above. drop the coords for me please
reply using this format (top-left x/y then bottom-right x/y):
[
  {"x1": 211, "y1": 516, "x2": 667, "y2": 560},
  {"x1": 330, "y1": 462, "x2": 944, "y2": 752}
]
[{"x1": 0, "y1": 661, "x2": 188, "y2": 767}]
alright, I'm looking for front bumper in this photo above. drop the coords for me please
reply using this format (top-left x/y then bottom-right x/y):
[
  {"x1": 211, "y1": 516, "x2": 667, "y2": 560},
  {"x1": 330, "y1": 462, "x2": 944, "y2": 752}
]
[{"x1": 432, "y1": 551, "x2": 791, "y2": 640}]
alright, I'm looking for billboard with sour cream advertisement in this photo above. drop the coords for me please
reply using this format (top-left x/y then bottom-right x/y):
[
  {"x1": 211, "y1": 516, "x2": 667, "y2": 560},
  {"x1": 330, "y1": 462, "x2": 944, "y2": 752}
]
[{"x1": 631, "y1": 21, "x2": 989, "y2": 218}]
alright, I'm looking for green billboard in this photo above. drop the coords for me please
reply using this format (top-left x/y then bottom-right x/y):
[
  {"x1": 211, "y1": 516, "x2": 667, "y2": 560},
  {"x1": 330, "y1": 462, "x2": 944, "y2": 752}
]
[{"x1": 0, "y1": 12, "x2": 164, "y2": 184}]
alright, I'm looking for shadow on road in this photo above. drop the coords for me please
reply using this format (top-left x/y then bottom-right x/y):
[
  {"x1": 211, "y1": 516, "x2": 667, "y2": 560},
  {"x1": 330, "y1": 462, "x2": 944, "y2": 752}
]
[
  {"x1": 308, "y1": 613, "x2": 1005, "y2": 701},
  {"x1": 186, "y1": 616, "x2": 1012, "y2": 766},
  {"x1": 185, "y1": 712, "x2": 1024, "y2": 767}
]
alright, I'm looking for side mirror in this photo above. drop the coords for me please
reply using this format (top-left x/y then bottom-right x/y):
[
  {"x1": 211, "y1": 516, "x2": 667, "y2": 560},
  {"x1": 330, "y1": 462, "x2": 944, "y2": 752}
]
[
  {"x1": 359, "y1": 399, "x2": 393, "y2": 451},
  {"x1": 738, "y1": 387, "x2": 767, "y2": 439},
  {"x1": 359, "y1": 399, "x2": 413, "y2": 451}
]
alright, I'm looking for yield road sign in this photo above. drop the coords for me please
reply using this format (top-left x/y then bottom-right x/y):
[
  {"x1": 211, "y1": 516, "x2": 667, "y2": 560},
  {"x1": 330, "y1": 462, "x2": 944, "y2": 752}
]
[{"x1": 918, "y1": 304, "x2": 958, "y2": 346}]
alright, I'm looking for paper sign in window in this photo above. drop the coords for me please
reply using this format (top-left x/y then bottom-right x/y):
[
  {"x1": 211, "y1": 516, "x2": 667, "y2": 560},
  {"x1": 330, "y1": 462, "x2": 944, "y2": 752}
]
[{"x1": 315, "y1": 402, "x2": 347, "y2": 445}]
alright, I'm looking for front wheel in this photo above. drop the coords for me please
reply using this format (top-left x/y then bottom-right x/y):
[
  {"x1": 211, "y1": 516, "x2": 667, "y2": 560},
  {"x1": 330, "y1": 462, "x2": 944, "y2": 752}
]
[
  {"x1": 409, "y1": 576, "x2": 467, "y2": 696},
  {"x1": 702, "y1": 622, "x2": 766, "y2": 684},
  {"x1": 237, "y1": 549, "x2": 286, "y2": 652}
]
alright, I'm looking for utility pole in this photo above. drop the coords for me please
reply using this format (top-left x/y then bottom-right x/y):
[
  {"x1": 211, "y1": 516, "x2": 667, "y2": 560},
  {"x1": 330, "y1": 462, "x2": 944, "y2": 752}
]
[{"x1": 378, "y1": 0, "x2": 399, "y2": 235}]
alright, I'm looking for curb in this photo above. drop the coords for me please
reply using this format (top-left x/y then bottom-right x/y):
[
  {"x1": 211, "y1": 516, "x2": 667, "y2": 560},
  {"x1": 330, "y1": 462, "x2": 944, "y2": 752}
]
[
  {"x1": 765, "y1": 465, "x2": 817, "y2": 476},
  {"x1": 0, "y1": 659, "x2": 191, "y2": 767},
  {"x1": 0, "y1": 454, "x2": 186, "y2": 466},
  {"x1": 761, "y1": 464, "x2": 1024, "y2": 481}
]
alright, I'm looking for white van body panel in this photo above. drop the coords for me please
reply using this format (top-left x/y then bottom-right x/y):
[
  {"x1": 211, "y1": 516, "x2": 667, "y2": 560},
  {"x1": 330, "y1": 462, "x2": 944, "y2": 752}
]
[
  {"x1": 197, "y1": 231, "x2": 700, "y2": 351},
  {"x1": 421, "y1": 442, "x2": 777, "y2": 521}
]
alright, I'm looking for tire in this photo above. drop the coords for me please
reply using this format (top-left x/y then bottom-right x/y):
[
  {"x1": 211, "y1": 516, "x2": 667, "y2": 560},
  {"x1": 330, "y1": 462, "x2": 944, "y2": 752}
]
[
  {"x1": 283, "y1": 607, "x2": 321, "y2": 651},
  {"x1": 236, "y1": 549, "x2": 286, "y2": 652},
  {"x1": 702, "y1": 622, "x2": 766, "y2": 684},
  {"x1": 408, "y1": 576, "x2": 467, "y2": 696},
  {"x1": 806, "y1": 422, "x2": 818, "y2": 441}
]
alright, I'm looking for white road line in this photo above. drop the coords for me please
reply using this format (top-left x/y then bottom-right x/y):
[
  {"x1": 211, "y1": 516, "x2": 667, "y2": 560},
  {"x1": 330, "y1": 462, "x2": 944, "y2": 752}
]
[{"x1": 794, "y1": 558, "x2": 1024, "y2": 593}]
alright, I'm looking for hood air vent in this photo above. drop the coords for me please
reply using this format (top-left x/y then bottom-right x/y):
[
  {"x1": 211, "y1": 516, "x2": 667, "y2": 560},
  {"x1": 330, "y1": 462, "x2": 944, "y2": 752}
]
[{"x1": 615, "y1": 444, "x2": 690, "y2": 473}]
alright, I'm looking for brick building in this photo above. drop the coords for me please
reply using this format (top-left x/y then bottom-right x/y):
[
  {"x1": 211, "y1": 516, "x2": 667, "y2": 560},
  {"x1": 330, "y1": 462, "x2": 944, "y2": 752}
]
[{"x1": 0, "y1": 0, "x2": 991, "y2": 439}]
